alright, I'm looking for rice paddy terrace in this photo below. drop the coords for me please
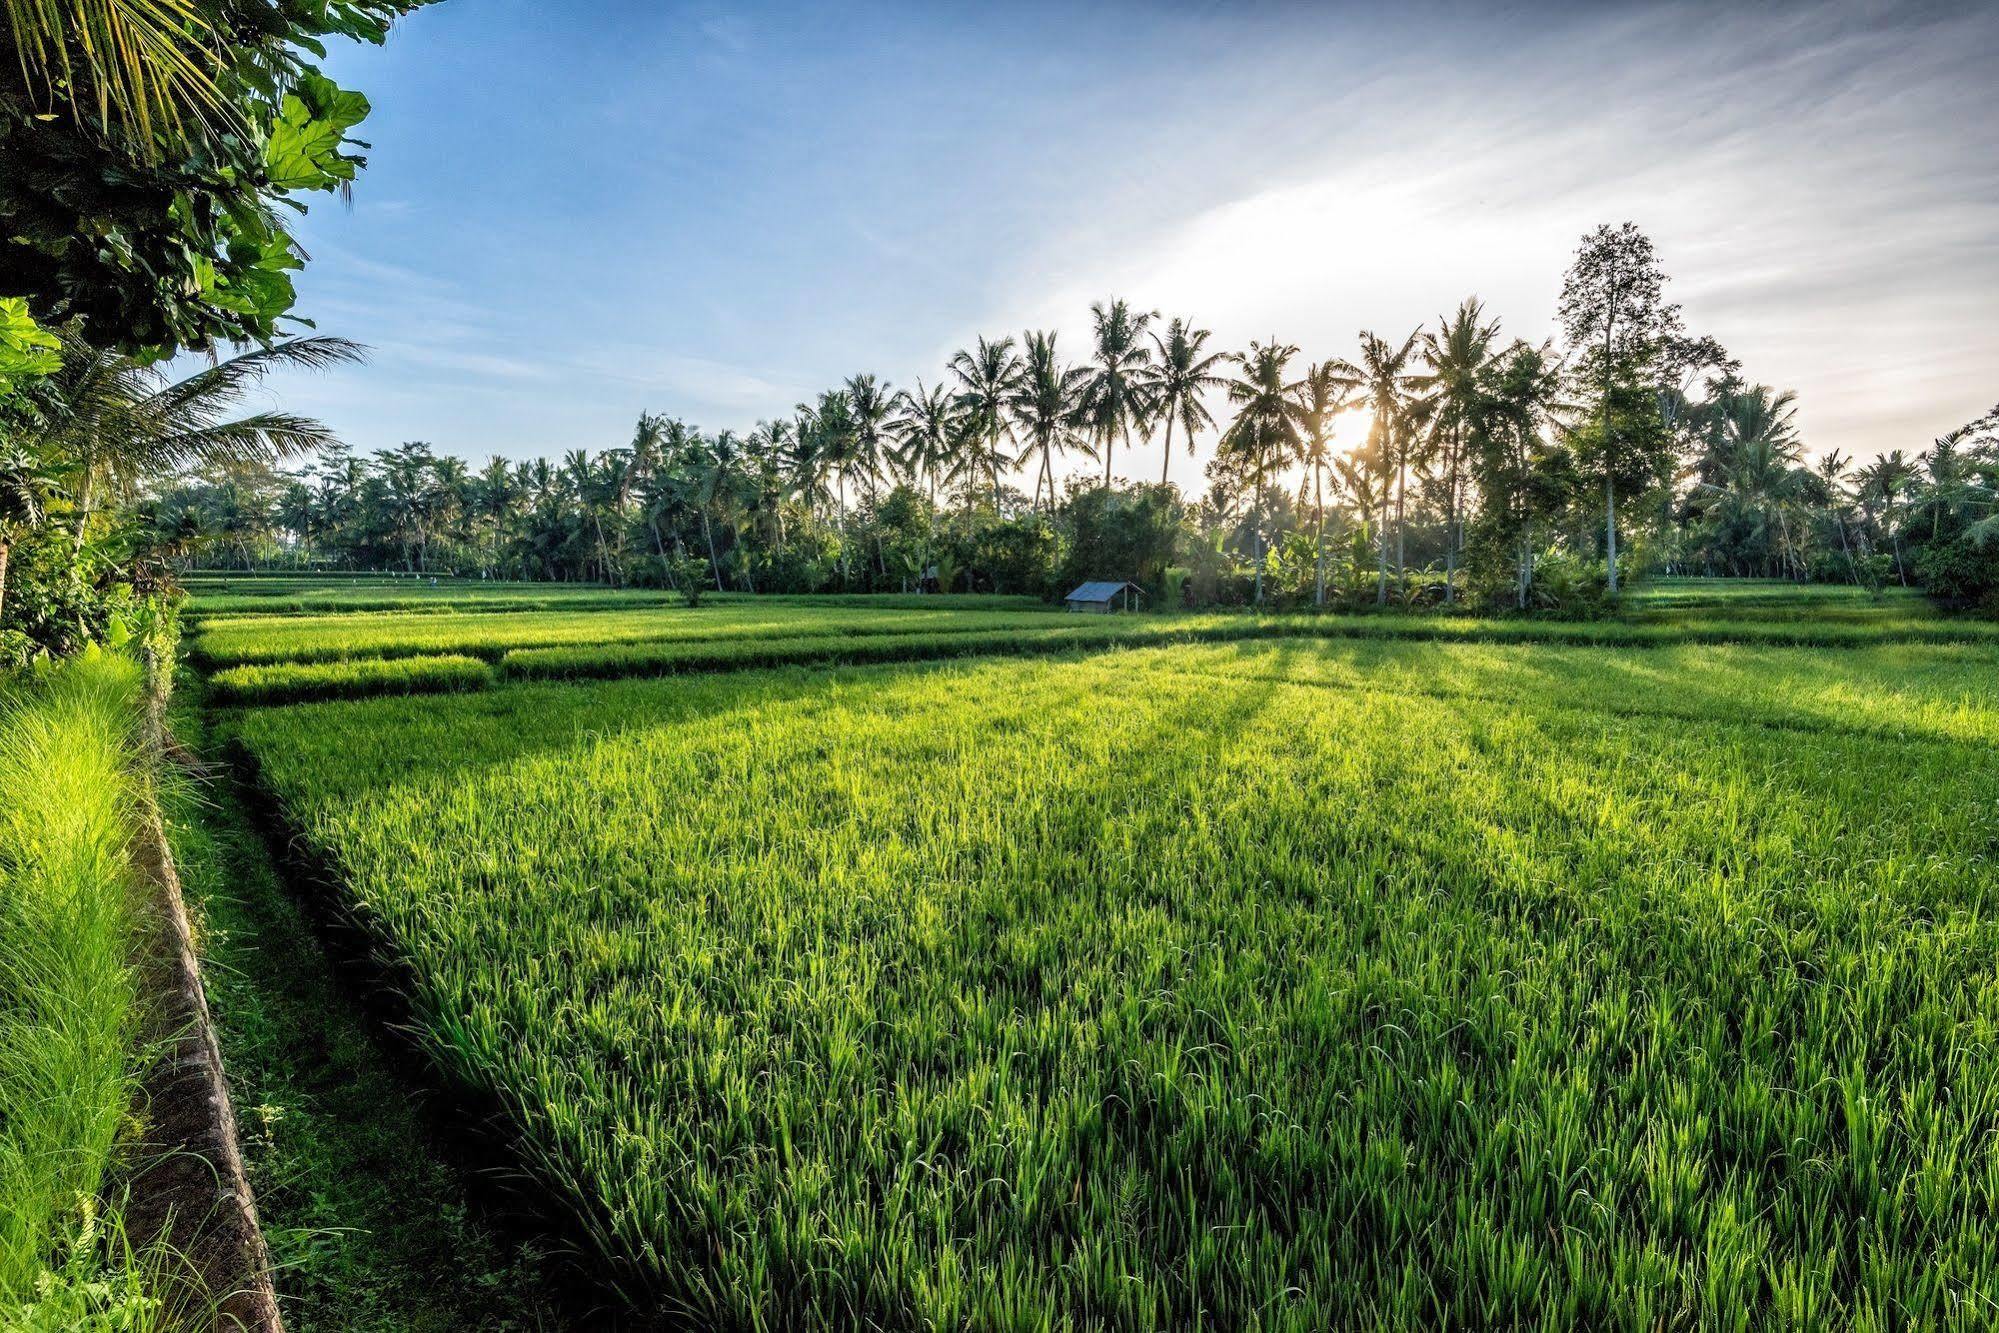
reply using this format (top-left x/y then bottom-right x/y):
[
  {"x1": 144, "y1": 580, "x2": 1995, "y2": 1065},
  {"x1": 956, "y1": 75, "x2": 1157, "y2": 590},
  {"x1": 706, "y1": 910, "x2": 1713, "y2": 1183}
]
[{"x1": 188, "y1": 574, "x2": 1999, "y2": 1330}]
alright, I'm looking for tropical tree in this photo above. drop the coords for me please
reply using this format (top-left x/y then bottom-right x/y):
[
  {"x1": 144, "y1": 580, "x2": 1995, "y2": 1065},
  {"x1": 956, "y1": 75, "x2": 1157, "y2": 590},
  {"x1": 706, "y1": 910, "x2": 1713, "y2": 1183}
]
[
  {"x1": 1142, "y1": 317, "x2": 1226, "y2": 489},
  {"x1": 890, "y1": 380, "x2": 960, "y2": 504},
  {"x1": 949, "y1": 336, "x2": 1022, "y2": 511},
  {"x1": 2, "y1": 0, "x2": 431, "y2": 356},
  {"x1": 1077, "y1": 299, "x2": 1155, "y2": 486},
  {"x1": 1557, "y1": 222, "x2": 1684, "y2": 593},
  {"x1": 1468, "y1": 340, "x2": 1564, "y2": 608},
  {"x1": 1217, "y1": 339, "x2": 1304, "y2": 605},
  {"x1": 1330, "y1": 329, "x2": 1427, "y2": 603},
  {"x1": 1008, "y1": 331, "x2": 1089, "y2": 514},
  {"x1": 1294, "y1": 362, "x2": 1353, "y2": 606},
  {"x1": 26, "y1": 331, "x2": 362, "y2": 553},
  {"x1": 0, "y1": 445, "x2": 59, "y2": 620},
  {"x1": 1418, "y1": 299, "x2": 1500, "y2": 602}
]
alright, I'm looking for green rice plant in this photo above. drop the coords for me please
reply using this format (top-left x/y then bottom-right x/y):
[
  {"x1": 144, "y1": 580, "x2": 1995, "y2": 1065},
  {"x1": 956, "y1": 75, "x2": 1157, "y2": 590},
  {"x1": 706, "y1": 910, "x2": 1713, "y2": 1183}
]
[
  {"x1": 231, "y1": 641, "x2": 1999, "y2": 1329},
  {"x1": 184, "y1": 577, "x2": 1042, "y2": 619},
  {"x1": 207, "y1": 653, "x2": 493, "y2": 705},
  {"x1": 0, "y1": 650, "x2": 165, "y2": 1329},
  {"x1": 190, "y1": 605, "x2": 1073, "y2": 668}
]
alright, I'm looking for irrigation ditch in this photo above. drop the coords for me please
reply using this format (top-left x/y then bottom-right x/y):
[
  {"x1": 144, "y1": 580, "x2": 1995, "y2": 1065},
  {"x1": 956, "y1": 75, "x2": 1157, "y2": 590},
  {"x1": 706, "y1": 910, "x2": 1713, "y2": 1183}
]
[
  {"x1": 214, "y1": 736, "x2": 654, "y2": 1330},
  {"x1": 125, "y1": 689, "x2": 282, "y2": 1332}
]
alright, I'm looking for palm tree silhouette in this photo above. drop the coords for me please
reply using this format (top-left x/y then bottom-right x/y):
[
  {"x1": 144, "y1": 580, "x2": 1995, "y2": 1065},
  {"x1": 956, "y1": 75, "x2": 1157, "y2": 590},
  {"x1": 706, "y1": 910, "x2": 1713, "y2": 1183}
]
[
  {"x1": 1079, "y1": 299, "x2": 1155, "y2": 486},
  {"x1": 1218, "y1": 339, "x2": 1305, "y2": 606},
  {"x1": 1145, "y1": 318, "x2": 1227, "y2": 488}
]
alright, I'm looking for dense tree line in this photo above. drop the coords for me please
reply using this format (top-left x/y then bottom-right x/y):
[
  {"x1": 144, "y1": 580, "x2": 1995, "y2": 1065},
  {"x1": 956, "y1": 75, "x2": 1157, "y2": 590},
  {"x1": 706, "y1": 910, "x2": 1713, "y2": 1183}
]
[{"x1": 149, "y1": 225, "x2": 1998, "y2": 614}]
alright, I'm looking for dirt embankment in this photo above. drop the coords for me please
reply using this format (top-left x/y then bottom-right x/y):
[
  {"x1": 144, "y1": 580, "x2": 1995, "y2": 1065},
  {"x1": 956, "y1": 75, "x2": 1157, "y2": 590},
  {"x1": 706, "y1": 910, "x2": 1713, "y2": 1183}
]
[{"x1": 122, "y1": 708, "x2": 283, "y2": 1333}]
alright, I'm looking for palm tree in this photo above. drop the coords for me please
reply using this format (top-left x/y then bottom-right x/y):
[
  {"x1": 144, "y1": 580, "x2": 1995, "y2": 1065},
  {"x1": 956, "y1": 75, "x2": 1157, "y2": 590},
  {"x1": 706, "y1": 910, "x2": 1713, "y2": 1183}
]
[
  {"x1": 1855, "y1": 450, "x2": 1918, "y2": 584},
  {"x1": 1218, "y1": 339, "x2": 1305, "y2": 606},
  {"x1": 892, "y1": 379, "x2": 962, "y2": 505},
  {"x1": 1008, "y1": 331, "x2": 1090, "y2": 514},
  {"x1": 1418, "y1": 300, "x2": 1500, "y2": 603},
  {"x1": 382, "y1": 442, "x2": 444, "y2": 574},
  {"x1": 1144, "y1": 317, "x2": 1227, "y2": 488},
  {"x1": 0, "y1": 446, "x2": 60, "y2": 621},
  {"x1": 31, "y1": 331, "x2": 362, "y2": 553},
  {"x1": 949, "y1": 336, "x2": 1022, "y2": 511},
  {"x1": 844, "y1": 373, "x2": 897, "y2": 505},
  {"x1": 1294, "y1": 362, "x2": 1354, "y2": 606},
  {"x1": 1077, "y1": 299, "x2": 1154, "y2": 486},
  {"x1": 1330, "y1": 329, "x2": 1426, "y2": 603},
  {"x1": 2, "y1": 0, "x2": 238, "y2": 156}
]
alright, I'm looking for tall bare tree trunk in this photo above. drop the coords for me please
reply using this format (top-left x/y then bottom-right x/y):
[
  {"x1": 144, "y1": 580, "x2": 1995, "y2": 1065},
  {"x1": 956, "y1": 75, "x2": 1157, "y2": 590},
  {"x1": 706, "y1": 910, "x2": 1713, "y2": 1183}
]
[
  {"x1": 1313, "y1": 467, "x2": 1326, "y2": 608},
  {"x1": 1159, "y1": 415, "x2": 1176, "y2": 486},
  {"x1": 1604, "y1": 476, "x2": 1619, "y2": 595},
  {"x1": 70, "y1": 467, "x2": 95, "y2": 554},
  {"x1": 701, "y1": 510, "x2": 724, "y2": 590},
  {"x1": 1253, "y1": 450, "x2": 1265, "y2": 606}
]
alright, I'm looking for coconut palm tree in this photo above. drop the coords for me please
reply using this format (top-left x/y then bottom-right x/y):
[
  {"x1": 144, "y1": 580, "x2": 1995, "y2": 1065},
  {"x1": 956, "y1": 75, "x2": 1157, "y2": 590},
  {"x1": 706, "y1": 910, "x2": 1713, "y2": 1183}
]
[
  {"x1": 844, "y1": 373, "x2": 897, "y2": 505},
  {"x1": 1077, "y1": 299, "x2": 1154, "y2": 486},
  {"x1": 1418, "y1": 299, "x2": 1500, "y2": 602},
  {"x1": 1218, "y1": 339, "x2": 1305, "y2": 606},
  {"x1": 29, "y1": 331, "x2": 362, "y2": 553},
  {"x1": 1144, "y1": 317, "x2": 1227, "y2": 488},
  {"x1": 1855, "y1": 450, "x2": 1918, "y2": 584},
  {"x1": 891, "y1": 379, "x2": 962, "y2": 505},
  {"x1": 1329, "y1": 329, "x2": 1426, "y2": 603},
  {"x1": 949, "y1": 337, "x2": 1022, "y2": 511},
  {"x1": 1294, "y1": 362, "x2": 1354, "y2": 606},
  {"x1": 1007, "y1": 331, "x2": 1090, "y2": 514}
]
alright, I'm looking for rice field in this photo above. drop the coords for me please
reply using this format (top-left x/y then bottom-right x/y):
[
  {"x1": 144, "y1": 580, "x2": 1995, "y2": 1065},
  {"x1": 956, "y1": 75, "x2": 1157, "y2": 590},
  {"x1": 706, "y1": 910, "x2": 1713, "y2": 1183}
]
[{"x1": 216, "y1": 588, "x2": 1999, "y2": 1330}]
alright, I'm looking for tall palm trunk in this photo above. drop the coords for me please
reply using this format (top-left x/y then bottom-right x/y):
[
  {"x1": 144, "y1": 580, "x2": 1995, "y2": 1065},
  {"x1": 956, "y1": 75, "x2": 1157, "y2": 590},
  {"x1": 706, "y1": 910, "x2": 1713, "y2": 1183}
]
[
  {"x1": 1313, "y1": 466, "x2": 1326, "y2": 608},
  {"x1": 700, "y1": 510, "x2": 724, "y2": 590},
  {"x1": 1444, "y1": 428, "x2": 1462, "y2": 605},
  {"x1": 1394, "y1": 446, "x2": 1407, "y2": 599},
  {"x1": 1252, "y1": 447, "x2": 1266, "y2": 607},
  {"x1": 70, "y1": 465, "x2": 95, "y2": 554},
  {"x1": 1604, "y1": 476, "x2": 1619, "y2": 594},
  {"x1": 1375, "y1": 489, "x2": 1389, "y2": 606},
  {"x1": 1159, "y1": 415, "x2": 1176, "y2": 486},
  {"x1": 989, "y1": 426, "x2": 1003, "y2": 513}
]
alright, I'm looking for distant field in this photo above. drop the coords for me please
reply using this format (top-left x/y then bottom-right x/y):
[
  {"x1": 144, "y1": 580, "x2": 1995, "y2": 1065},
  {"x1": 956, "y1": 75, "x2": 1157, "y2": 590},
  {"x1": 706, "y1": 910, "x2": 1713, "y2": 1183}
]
[
  {"x1": 224, "y1": 615, "x2": 1999, "y2": 1327},
  {"x1": 190, "y1": 603, "x2": 1074, "y2": 666},
  {"x1": 187, "y1": 577, "x2": 1999, "y2": 683},
  {"x1": 182, "y1": 574, "x2": 1042, "y2": 618}
]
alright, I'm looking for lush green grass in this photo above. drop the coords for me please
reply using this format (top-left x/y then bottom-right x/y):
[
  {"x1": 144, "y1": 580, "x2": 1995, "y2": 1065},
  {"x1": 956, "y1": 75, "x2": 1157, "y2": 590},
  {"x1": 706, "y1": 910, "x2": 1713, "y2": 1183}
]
[
  {"x1": 208, "y1": 654, "x2": 493, "y2": 705},
  {"x1": 0, "y1": 652, "x2": 163, "y2": 1330},
  {"x1": 183, "y1": 574, "x2": 1041, "y2": 619},
  {"x1": 162, "y1": 688, "x2": 563, "y2": 1332},
  {"x1": 227, "y1": 638, "x2": 1999, "y2": 1329},
  {"x1": 190, "y1": 604, "x2": 1073, "y2": 668},
  {"x1": 193, "y1": 592, "x2": 1999, "y2": 685},
  {"x1": 1621, "y1": 579, "x2": 1939, "y2": 623}
]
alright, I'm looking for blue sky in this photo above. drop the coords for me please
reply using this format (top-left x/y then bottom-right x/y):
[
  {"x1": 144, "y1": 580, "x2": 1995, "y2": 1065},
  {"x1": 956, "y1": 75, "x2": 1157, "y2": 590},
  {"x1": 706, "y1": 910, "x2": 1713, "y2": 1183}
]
[{"x1": 259, "y1": 0, "x2": 1999, "y2": 482}]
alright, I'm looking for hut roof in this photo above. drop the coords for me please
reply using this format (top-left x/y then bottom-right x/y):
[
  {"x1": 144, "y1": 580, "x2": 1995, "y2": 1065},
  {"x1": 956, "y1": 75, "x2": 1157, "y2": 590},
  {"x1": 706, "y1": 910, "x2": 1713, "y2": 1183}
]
[{"x1": 1065, "y1": 581, "x2": 1142, "y2": 603}]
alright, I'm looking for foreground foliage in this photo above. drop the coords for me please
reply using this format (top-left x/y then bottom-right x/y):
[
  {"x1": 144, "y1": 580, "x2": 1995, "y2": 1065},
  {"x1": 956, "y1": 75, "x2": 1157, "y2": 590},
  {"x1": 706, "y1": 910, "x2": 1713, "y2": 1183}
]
[
  {"x1": 0, "y1": 651, "x2": 162, "y2": 1329},
  {"x1": 232, "y1": 636, "x2": 1999, "y2": 1329}
]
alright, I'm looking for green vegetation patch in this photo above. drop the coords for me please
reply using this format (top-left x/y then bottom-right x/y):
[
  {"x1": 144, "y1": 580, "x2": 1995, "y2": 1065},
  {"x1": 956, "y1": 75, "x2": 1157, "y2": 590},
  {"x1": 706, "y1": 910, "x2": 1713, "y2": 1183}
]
[
  {"x1": 230, "y1": 642, "x2": 1999, "y2": 1327},
  {"x1": 190, "y1": 604, "x2": 1070, "y2": 668},
  {"x1": 208, "y1": 655, "x2": 493, "y2": 706},
  {"x1": 0, "y1": 652, "x2": 160, "y2": 1327}
]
